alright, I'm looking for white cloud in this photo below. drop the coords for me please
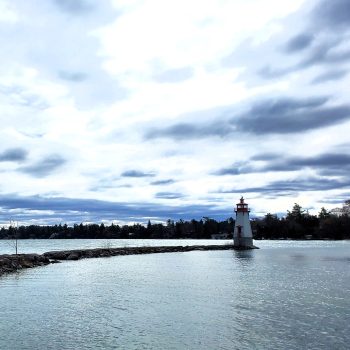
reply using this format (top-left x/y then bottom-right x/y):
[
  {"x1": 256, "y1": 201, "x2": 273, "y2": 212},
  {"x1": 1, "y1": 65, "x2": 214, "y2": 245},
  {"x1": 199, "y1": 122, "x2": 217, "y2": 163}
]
[{"x1": 0, "y1": 0, "x2": 349, "y2": 224}]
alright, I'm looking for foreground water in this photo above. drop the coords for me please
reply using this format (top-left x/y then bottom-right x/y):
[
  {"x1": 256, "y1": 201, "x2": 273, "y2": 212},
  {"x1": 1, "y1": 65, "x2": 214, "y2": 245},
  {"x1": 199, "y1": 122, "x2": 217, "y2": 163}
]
[{"x1": 0, "y1": 240, "x2": 349, "y2": 350}]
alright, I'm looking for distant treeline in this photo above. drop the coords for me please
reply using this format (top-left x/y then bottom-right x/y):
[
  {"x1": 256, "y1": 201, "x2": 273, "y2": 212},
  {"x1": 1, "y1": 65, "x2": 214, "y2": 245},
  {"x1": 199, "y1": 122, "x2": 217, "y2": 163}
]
[
  {"x1": 255, "y1": 202, "x2": 350, "y2": 240},
  {"x1": 1, "y1": 201, "x2": 350, "y2": 241},
  {"x1": 0, "y1": 218, "x2": 234, "y2": 240}
]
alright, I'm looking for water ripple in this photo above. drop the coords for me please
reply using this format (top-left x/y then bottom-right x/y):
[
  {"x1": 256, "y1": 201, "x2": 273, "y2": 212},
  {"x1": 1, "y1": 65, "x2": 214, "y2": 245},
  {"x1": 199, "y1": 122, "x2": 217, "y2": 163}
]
[{"x1": 0, "y1": 241, "x2": 349, "y2": 349}]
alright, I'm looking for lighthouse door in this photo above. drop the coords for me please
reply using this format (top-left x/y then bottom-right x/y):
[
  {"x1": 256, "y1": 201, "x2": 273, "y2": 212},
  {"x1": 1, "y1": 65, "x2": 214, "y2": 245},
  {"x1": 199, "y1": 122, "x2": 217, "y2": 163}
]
[{"x1": 237, "y1": 226, "x2": 242, "y2": 238}]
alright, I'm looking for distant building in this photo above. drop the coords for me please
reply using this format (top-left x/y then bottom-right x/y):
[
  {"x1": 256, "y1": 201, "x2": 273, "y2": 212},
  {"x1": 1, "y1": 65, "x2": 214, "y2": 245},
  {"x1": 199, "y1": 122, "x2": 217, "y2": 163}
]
[
  {"x1": 330, "y1": 208, "x2": 343, "y2": 217},
  {"x1": 211, "y1": 232, "x2": 230, "y2": 240}
]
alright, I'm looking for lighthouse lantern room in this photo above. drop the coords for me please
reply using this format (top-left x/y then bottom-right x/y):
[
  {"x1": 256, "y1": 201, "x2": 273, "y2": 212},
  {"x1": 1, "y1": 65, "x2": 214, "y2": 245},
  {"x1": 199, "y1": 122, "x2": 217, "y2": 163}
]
[{"x1": 233, "y1": 197, "x2": 253, "y2": 248}]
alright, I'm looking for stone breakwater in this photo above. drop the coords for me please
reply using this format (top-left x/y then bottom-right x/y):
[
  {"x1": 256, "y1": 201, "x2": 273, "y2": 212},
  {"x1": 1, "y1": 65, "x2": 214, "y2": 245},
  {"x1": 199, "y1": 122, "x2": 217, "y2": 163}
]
[
  {"x1": 0, "y1": 244, "x2": 257, "y2": 276},
  {"x1": 0, "y1": 254, "x2": 51, "y2": 276}
]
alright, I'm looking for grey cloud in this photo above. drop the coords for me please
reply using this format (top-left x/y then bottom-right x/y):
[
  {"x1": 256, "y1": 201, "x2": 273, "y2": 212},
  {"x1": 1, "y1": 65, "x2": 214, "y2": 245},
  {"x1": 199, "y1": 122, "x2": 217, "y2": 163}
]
[
  {"x1": 246, "y1": 96, "x2": 328, "y2": 114},
  {"x1": 151, "y1": 179, "x2": 175, "y2": 185},
  {"x1": 317, "y1": 166, "x2": 350, "y2": 177},
  {"x1": 121, "y1": 170, "x2": 156, "y2": 178},
  {"x1": 58, "y1": 70, "x2": 88, "y2": 82},
  {"x1": 146, "y1": 123, "x2": 197, "y2": 139},
  {"x1": 20, "y1": 132, "x2": 45, "y2": 139},
  {"x1": 144, "y1": 103, "x2": 234, "y2": 139},
  {"x1": 250, "y1": 153, "x2": 280, "y2": 161},
  {"x1": 0, "y1": 194, "x2": 231, "y2": 224},
  {"x1": 312, "y1": 0, "x2": 350, "y2": 31},
  {"x1": 260, "y1": 38, "x2": 350, "y2": 79},
  {"x1": 0, "y1": 148, "x2": 28, "y2": 162},
  {"x1": 155, "y1": 192, "x2": 185, "y2": 199},
  {"x1": 214, "y1": 160, "x2": 297, "y2": 176},
  {"x1": 311, "y1": 69, "x2": 348, "y2": 84},
  {"x1": 214, "y1": 161, "x2": 247, "y2": 176},
  {"x1": 284, "y1": 33, "x2": 314, "y2": 53},
  {"x1": 214, "y1": 168, "x2": 240, "y2": 176},
  {"x1": 320, "y1": 192, "x2": 350, "y2": 204},
  {"x1": 89, "y1": 176, "x2": 133, "y2": 191},
  {"x1": 218, "y1": 177, "x2": 350, "y2": 196},
  {"x1": 301, "y1": 43, "x2": 333, "y2": 68},
  {"x1": 90, "y1": 183, "x2": 132, "y2": 192},
  {"x1": 258, "y1": 65, "x2": 292, "y2": 79},
  {"x1": 258, "y1": 39, "x2": 350, "y2": 79},
  {"x1": 19, "y1": 154, "x2": 66, "y2": 177},
  {"x1": 145, "y1": 122, "x2": 234, "y2": 140},
  {"x1": 53, "y1": 0, "x2": 94, "y2": 14},
  {"x1": 299, "y1": 41, "x2": 350, "y2": 69},
  {"x1": 261, "y1": 153, "x2": 350, "y2": 176},
  {"x1": 153, "y1": 67, "x2": 194, "y2": 83},
  {"x1": 215, "y1": 152, "x2": 350, "y2": 176},
  {"x1": 289, "y1": 153, "x2": 350, "y2": 168},
  {"x1": 145, "y1": 123, "x2": 196, "y2": 139},
  {"x1": 318, "y1": 169, "x2": 349, "y2": 177},
  {"x1": 257, "y1": 0, "x2": 350, "y2": 80},
  {"x1": 145, "y1": 96, "x2": 350, "y2": 140},
  {"x1": 234, "y1": 97, "x2": 350, "y2": 135}
]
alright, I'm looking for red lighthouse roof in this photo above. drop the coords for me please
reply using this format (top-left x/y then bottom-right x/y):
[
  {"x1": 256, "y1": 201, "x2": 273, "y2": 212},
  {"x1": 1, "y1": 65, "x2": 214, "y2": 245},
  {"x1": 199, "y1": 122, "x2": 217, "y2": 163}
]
[{"x1": 235, "y1": 196, "x2": 250, "y2": 212}]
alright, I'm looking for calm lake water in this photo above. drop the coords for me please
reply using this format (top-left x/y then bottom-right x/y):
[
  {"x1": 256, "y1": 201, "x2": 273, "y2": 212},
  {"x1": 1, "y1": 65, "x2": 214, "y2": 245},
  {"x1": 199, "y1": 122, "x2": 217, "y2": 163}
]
[
  {"x1": 0, "y1": 240, "x2": 349, "y2": 350},
  {"x1": 0, "y1": 238, "x2": 230, "y2": 255}
]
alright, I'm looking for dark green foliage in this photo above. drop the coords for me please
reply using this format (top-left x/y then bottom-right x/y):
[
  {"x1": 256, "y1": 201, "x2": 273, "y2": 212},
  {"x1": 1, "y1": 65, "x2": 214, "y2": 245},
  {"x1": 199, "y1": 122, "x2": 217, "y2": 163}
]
[
  {"x1": 319, "y1": 207, "x2": 330, "y2": 220},
  {"x1": 0, "y1": 218, "x2": 234, "y2": 240},
  {"x1": 255, "y1": 201, "x2": 350, "y2": 240},
  {"x1": 1, "y1": 200, "x2": 349, "y2": 240}
]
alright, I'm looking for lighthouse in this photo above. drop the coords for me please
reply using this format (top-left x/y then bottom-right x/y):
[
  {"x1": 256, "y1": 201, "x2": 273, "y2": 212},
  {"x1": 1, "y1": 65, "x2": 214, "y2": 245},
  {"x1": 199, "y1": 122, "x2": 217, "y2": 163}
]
[{"x1": 233, "y1": 197, "x2": 253, "y2": 248}]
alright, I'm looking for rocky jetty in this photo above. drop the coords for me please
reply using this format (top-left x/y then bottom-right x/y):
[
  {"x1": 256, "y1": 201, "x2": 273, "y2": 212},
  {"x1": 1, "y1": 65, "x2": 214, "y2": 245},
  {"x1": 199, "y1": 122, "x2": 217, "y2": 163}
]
[
  {"x1": 43, "y1": 244, "x2": 240, "y2": 261},
  {"x1": 0, "y1": 254, "x2": 51, "y2": 276},
  {"x1": 0, "y1": 244, "x2": 258, "y2": 277}
]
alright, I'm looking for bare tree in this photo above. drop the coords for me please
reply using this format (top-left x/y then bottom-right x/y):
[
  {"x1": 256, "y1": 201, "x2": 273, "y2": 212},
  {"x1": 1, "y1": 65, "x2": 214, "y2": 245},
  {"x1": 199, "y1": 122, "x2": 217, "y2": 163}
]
[{"x1": 7, "y1": 219, "x2": 19, "y2": 255}]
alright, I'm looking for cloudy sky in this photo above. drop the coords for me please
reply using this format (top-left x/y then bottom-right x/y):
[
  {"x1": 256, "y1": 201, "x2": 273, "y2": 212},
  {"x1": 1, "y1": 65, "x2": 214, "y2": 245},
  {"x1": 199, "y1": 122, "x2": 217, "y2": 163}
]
[{"x1": 0, "y1": 0, "x2": 349, "y2": 225}]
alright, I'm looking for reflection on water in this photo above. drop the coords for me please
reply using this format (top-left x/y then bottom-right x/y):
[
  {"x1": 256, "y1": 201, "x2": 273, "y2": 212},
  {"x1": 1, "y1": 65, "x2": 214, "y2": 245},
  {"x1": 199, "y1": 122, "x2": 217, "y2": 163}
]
[
  {"x1": 0, "y1": 240, "x2": 349, "y2": 350},
  {"x1": 233, "y1": 249, "x2": 255, "y2": 260}
]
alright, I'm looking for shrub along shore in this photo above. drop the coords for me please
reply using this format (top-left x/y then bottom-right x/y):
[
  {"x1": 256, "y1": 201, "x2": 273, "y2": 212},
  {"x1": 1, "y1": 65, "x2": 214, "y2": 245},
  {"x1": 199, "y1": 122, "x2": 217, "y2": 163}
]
[{"x1": 0, "y1": 244, "x2": 258, "y2": 277}]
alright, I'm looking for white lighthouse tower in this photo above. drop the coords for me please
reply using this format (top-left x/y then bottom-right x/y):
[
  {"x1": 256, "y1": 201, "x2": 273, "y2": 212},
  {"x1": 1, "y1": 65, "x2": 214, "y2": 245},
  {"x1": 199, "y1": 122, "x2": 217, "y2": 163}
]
[{"x1": 233, "y1": 197, "x2": 253, "y2": 248}]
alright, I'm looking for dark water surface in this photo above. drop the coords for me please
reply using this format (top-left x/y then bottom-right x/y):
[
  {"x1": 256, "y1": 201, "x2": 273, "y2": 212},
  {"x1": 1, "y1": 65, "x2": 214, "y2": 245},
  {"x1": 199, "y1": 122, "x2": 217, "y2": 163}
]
[{"x1": 0, "y1": 240, "x2": 349, "y2": 350}]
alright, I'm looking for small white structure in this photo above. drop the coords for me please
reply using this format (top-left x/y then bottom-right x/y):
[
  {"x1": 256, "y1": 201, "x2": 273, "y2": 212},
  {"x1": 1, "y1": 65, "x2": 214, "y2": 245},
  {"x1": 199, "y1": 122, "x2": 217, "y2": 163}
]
[
  {"x1": 211, "y1": 232, "x2": 230, "y2": 240},
  {"x1": 233, "y1": 197, "x2": 253, "y2": 248}
]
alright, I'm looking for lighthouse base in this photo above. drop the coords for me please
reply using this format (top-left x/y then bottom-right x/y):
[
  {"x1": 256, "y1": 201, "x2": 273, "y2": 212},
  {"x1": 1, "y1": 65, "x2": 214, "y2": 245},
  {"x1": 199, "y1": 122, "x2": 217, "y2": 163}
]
[{"x1": 233, "y1": 237, "x2": 254, "y2": 248}]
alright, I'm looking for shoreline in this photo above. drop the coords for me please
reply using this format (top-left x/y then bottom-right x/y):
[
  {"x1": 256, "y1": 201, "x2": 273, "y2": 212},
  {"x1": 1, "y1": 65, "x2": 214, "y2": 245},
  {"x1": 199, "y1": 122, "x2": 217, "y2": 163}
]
[{"x1": 0, "y1": 244, "x2": 258, "y2": 277}]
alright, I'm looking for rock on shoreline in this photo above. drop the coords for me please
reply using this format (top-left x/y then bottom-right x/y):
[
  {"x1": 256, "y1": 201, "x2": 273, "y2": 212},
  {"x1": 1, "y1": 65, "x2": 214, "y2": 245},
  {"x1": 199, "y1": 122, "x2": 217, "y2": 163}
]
[
  {"x1": 0, "y1": 244, "x2": 257, "y2": 276},
  {"x1": 0, "y1": 254, "x2": 51, "y2": 276},
  {"x1": 43, "y1": 244, "x2": 237, "y2": 260}
]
